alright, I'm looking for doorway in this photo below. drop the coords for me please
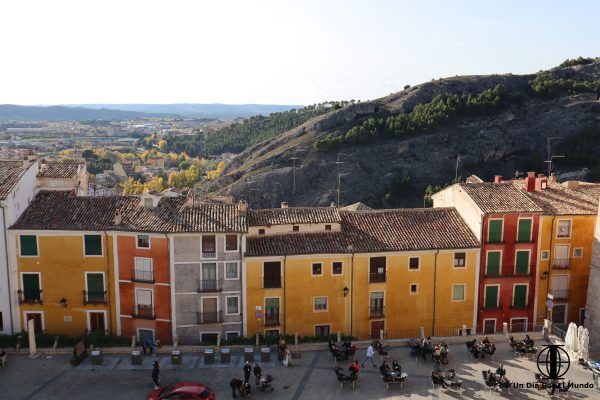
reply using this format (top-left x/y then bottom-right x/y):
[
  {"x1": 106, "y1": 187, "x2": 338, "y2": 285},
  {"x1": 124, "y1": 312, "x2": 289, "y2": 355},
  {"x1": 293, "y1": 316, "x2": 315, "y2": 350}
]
[
  {"x1": 201, "y1": 297, "x2": 218, "y2": 323},
  {"x1": 24, "y1": 312, "x2": 43, "y2": 332},
  {"x1": 88, "y1": 312, "x2": 106, "y2": 332},
  {"x1": 138, "y1": 329, "x2": 154, "y2": 345},
  {"x1": 370, "y1": 320, "x2": 384, "y2": 340}
]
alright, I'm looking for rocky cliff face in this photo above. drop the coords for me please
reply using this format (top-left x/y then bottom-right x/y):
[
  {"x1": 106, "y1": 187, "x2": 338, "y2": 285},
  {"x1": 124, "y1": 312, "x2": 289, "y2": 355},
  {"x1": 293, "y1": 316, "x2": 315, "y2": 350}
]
[{"x1": 199, "y1": 62, "x2": 600, "y2": 209}]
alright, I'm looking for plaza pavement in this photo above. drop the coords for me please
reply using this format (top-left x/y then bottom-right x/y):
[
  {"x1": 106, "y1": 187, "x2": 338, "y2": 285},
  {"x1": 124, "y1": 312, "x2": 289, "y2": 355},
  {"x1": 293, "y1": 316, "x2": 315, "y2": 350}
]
[{"x1": 0, "y1": 341, "x2": 598, "y2": 399}]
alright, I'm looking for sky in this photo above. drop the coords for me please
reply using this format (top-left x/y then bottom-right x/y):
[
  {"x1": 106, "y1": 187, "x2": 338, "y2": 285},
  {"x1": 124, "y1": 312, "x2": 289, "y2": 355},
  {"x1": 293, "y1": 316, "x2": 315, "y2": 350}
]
[{"x1": 1, "y1": 0, "x2": 599, "y2": 105}]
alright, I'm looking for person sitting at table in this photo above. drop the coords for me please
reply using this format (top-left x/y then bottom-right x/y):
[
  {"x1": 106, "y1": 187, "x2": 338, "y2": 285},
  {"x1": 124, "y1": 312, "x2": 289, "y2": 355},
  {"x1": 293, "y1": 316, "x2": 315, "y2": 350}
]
[
  {"x1": 392, "y1": 359, "x2": 401, "y2": 374},
  {"x1": 379, "y1": 360, "x2": 392, "y2": 379},
  {"x1": 485, "y1": 369, "x2": 498, "y2": 388},
  {"x1": 431, "y1": 369, "x2": 447, "y2": 388},
  {"x1": 496, "y1": 364, "x2": 506, "y2": 378},
  {"x1": 433, "y1": 345, "x2": 442, "y2": 357},
  {"x1": 482, "y1": 336, "x2": 490, "y2": 345},
  {"x1": 523, "y1": 335, "x2": 534, "y2": 348}
]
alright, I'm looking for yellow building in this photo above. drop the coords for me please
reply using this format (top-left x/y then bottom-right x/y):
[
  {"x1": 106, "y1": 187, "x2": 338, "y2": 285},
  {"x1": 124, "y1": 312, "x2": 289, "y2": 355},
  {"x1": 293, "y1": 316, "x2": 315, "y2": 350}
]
[
  {"x1": 526, "y1": 184, "x2": 599, "y2": 327},
  {"x1": 245, "y1": 206, "x2": 480, "y2": 339}
]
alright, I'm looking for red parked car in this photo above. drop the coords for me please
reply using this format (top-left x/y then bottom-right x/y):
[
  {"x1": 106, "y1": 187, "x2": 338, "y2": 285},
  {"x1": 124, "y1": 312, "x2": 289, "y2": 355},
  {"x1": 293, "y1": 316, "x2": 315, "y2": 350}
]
[{"x1": 147, "y1": 382, "x2": 215, "y2": 399}]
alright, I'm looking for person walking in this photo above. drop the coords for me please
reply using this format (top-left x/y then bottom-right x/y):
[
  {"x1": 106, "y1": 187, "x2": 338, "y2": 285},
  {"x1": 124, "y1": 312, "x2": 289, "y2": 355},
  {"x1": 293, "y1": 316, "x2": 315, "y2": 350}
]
[
  {"x1": 243, "y1": 361, "x2": 252, "y2": 385},
  {"x1": 361, "y1": 343, "x2": 376, "y2": 368},
  {"x1": 151, "y1": 361, "x2": 160, "y2": 389},
  {"x1": 253, "y1": 363, "x2": 262, "y2": 386}
]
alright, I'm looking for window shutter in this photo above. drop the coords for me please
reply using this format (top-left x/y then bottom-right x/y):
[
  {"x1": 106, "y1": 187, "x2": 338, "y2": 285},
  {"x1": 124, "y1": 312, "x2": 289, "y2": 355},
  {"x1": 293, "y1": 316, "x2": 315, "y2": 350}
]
[
  {"x1": 135, "y1": 258, "x2": 152, "y2": 272},
  {"x1": 86, "y1": 273, "x2": 104, "y2": 293},
  {"x1": 515, "y1": 251, "x2": 530, "y2": 274},
  {"x1": 517, "y1": 219, "x2": 532, "y2": 242},
  {"x1": 20, "y1": 236, "x2": 38, "y2": 256},
  {"x1": 488, "y1": 220, "x2": 503, "y2": 243},
  {"x1": 84, "y1": 235, "x2": 102, "y2": 255},
  {"x1": 265, "y1": 298, "x2": 279, "y2": 309},
  {"x1": 136, "y1": 289, "x2": 152, "y2": 306},
  {"x1": 485, "y1": 286, "x2": 498, "y2": 308},
  {"x1": 514, "y1": 285, "x2": 527, "y2": 307},
  {"x1": 486, "y1": 252, "x2": 500, "y2": 276}
]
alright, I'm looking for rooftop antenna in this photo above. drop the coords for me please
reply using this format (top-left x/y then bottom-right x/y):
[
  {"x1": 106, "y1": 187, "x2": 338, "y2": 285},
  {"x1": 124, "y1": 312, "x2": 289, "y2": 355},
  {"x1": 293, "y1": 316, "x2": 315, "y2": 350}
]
[
  {"x1": 455, "y1": 154, "x2": 462, "y2": 182},
  {"x1": 545, "y1": 136, "x2": 565, "y2": 177},
  {"x1": 332, "y1": 153, "x2": 348, "y2": 207}
]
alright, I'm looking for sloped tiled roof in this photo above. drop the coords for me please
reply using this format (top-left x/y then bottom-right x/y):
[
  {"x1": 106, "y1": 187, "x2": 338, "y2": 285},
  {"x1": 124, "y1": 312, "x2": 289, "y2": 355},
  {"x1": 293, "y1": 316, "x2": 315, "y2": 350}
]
[
  {"x1": 248, "y1": 207, "x2": 340, "y2": 226},
  {"x1": 0, "y1": 160, "x2": 31, "y2": 200},
  {"x1": 340, "y1": 202, "x2": 372, "y2": 211},
  {"x1": 246, "y1": 232, "x2": 349, "y2": 256},
  {"x1": 514, "y1": 183, "x2": 599, "y2": 215},
  {"x1": 10, "y1": 191, "x2": 247, "y2": 233},
  {"x1": 460, "y1": 182, "x2": 543, "y2": 213},
  {"x1": 37, "y1": 162, "x2": 83, "y2": 178},
  {"x1": 342, "y1": 208, "x2": 480, "y2": 252},
  {"x1": 569, "y1": 184, "x2": 600, "y2": 203}
]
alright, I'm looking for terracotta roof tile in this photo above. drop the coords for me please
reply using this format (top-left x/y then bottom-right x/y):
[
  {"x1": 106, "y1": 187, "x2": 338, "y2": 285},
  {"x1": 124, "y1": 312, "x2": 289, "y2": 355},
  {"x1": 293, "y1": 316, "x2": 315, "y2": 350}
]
[
  {"x1": 459, "y1": 182, "x2": 543, "y2": 213},
  {"x1": 246, "y1": 232, "x2": 349, "y2": 256},
  {"x1": 0, "y1": 161, "x2": 31, "y2": 200},
  {"x1": 37, "y1": 162, "x2": 83, "y2": 178},
  {"x1": 514, "y1": 183, "x2": 598, "y2": 215},
  {"x1": 248, "y1": 207, "x2": 340, "y2": 226}
]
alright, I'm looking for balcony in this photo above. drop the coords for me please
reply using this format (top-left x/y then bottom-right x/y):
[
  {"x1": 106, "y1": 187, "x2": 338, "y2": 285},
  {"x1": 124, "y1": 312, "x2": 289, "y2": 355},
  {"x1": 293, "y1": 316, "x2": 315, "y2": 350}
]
[
  {"x1": 483, "y1": 302, "x2": 502, "y2": 311},
  {"x1": 263, "y1": 280, "x2": 282, "y2": 289},
  {"x1": 197, "y1": 311, "x2": 222, "y2": 324},
  {"x1": 510, "y1": 303, "x2": 529, "y2": 310},
  {"x1": 369, "y1": 307, "x2": 385, "y2": 319},
  {"x1": 83, "y1": 290, "x2": 107, "y2": 305},
  {"x1": 132, "y1": 269, "x2": 154, "y2": 283},
  {"x1": 202, "y1": 251, "x2": 216, "y2": 259},
  {"x1": 369, "y1": 272, "x2": 386, "y2": 283},
  {"x1": 551, "y1": 290, "x2": 569, "y2": 300},
  {"x1": 485, "y1": 240, "x2": 505, "y2": 245},
  {"x1": 264, "y1": 312, "x2": 280, "y2": 327},
  {"x1": 485, "y1": 271, "x2": 532, "y2": 278},
  {"x1": 132, "y1": 304, "x2": 155, "y2": 320},
  {"x1": 17, "y1": 289, "x2": 43, "y2": 305},
  {"x1": 553, "y1": 258, "x2": 570, "y2": 269},
  {"x1": 197, "y1": 279, "x2": 222, "y2": 293}
]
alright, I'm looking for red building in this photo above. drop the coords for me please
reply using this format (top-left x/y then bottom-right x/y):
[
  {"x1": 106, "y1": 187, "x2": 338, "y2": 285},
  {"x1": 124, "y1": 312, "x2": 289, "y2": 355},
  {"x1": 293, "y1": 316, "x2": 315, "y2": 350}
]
[
  {"x1": 116, "y1": 233, "x2": 172, "y2": 344},
  {"x1": 433, "y1": 174, "x2": 543, "y2": 334}
]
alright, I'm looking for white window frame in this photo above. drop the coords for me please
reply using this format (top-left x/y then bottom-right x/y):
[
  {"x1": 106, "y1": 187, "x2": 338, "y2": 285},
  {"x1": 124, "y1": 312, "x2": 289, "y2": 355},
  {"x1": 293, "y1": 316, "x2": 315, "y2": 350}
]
[
  {"x1": 313, "y1": 296, "x2": 328, "y2": 312},
  {"x1": 225, "y1": 295, "x2": 240, "y2": 316},
  {"x1": 224, "y1": 234, "x2": 239, "y2": 253},
  {"x1": 136, "y1": 234, "x2": 151, "y2": 249},
  {"x1": 23, "y1": 311, "x2": 45, "y2": 332},
  {"x1": 552, "y1": 304, "x2": 567, "y2": 324},
  {"x1": 514, "y1": 249, "x2": 531, "y2": 275},
  {"x1": 453, "y1": 252, "x2": 466, "y2": 268},
  {"x1": 485, "y1": 250, "x2": 503, "y2": 276},
  {"x1": 84, "y1": 271, "x2": 106, "y2": 296},
  {"x1": 225, "y1": 330, "x2": 241, "y2": 340},
  {"x1": 408, "y1": 256, "x2": 420, "y2": 271},
  {"x1": 573, "y1": 247, "x2": 584, "y2": 258},
  {"x1": 451, "y1": 284, "x2": 466, "y2": 302},
  {"x1": 200, "y1": 262, "x2": 218, "y2": 281},
  {"x1": 224, "y1": 261, "x2": 240, "y2": 280},
  {"x1": 311, "y1": 262, "x2": 323, "y2": 277},
  {"x1": 509, "y1": 317, "x2": 528, "y2": 333},
  {"x1": 83, "y1": 234, "x2": 104, "y2": 257},
  {"x1": 541, "y1": 250, "x2": 550, "y2": 260},
  {"x1": 556, "y1": 219, "x2": 572, "y2": 239},
  {"x1": 135, "y1": 288, "x2": 153, "y2": 307},
  {"x1": 487, "y1": 218, "x2": 504, "y2": 242},
  {"x1": 20, "y1": 271, "x2": 42, "y2": 293},
  {"x1": 136, "y1": 327, "x2": 155, "y2": 342},
  {"x1": 86, "y1": 310, "x2": 108, "y2": 333},
  {"x1": 201, "y1": 235, "x2": 217, "y2": 260},
  {"x1": 19, "y1": 235, "x2": 39, "y2": 258},
  {"x1": 483, "y1": 318, "x2": 497, "y2": 334},
  {"x1": 314, "y1": 324, "x2": 331, "y2": 337},
  {"x1": 262, "y1": 261, "x2": 282, "y2": 289},
  {"x1": 484, "y1": 284, "x2": 501, "y2": 307},
  {"x1": 331, "y1": 261, "x2": 343, "y2": 275},
  {"x1": 200, "y1": 296, "x2": 220, "y2": 315},
  {"x1": 134, "y1": 257, "x2": 153, "y2": 274},
  {"x1": 517, "y1": 217, "x2": 533, "y2": 242},
  {"x1": 409, "y1": 283, "x2": 418, "y2": 295},
  {"x1": 511, "y1": 283, "x2": 529, "y2": 307}
]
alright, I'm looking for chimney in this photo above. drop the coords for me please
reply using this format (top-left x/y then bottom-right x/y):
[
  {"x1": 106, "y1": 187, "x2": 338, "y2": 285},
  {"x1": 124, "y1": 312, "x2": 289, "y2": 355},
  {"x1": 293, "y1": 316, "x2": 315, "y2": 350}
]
[
  {"x1": 549, "y1": 173, "x2": 557, "y2": 184},
  {"x1": 238, "y1": 198, "x2": 248, "y2": 216},
  {"x1": 525, "y1": 171, "x2": 536, "y2": 192},
  {"x1": 281, "y1": 201, "x2": 289, "y2": 209},
  {"x1": 493, "y1": 175, "x2": 503, "y2": 184},
  {"x1": 70, "y1": 188, "x2": 77, "y2": 197},
  {"x1": 114, "y1": 208, "x2": 122, "y2": 225},
  {"x1": 535, "y1": 174, "x2": 548, "y2": 191},
  {"x1": 186, "y1": 192, "x2": 194, "y2": 207}
]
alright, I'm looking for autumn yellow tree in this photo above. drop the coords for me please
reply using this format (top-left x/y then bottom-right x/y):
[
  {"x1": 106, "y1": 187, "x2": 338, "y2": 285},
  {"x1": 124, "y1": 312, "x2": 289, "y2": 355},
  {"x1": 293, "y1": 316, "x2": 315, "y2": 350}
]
[
  {"x1": 206, "y1": 161, "x2": 225, "y2": 180},
  {"x1": 144, "y1": 176, "x2": 165, "y2": 192},
  {"x1": 121, "y1": 178, "x2": 145, "y2": 195},
  {"x1": 158, "y1": 140, "x2": 168, "y2": 152}
]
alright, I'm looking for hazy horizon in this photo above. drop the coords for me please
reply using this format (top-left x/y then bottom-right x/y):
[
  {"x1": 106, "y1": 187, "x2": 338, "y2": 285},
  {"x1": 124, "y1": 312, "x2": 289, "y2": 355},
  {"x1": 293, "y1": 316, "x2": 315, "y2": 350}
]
[{"x1": 1, "y1": 0, "x2": 599, "y2": 105}]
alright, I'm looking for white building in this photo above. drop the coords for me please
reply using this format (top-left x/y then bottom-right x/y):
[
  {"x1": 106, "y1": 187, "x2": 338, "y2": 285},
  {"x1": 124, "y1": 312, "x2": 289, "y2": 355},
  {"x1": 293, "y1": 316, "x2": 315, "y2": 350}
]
[{"x1": 0, "y1": 160, "x2": 39, "y2": 334}]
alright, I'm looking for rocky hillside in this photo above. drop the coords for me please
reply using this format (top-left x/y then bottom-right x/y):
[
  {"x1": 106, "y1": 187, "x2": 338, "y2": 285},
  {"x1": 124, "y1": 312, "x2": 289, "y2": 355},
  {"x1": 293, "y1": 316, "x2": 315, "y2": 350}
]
[{"x1": 199, "y1": 59, "x2": 600, "y2": 208}]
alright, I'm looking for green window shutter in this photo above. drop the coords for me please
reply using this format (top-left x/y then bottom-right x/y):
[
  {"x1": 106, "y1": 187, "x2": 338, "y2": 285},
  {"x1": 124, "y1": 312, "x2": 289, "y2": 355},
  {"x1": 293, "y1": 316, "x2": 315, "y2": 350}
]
[
  {"x1": 485, "y1": 286, "x2": 498, "y2": 308},
  {"x1": 20, "y1": 235, "x2": 38, "y2": 256},
  {"x1": 84, "y1": 235, "x2": 102, "y2": 256},
  {"x1": 488, "y1": 220, "x2": 503, "y2": 243},
  {"x1": 514, "y1": 285, "x2": 527, "y2": 307},
  {"x1": 515, "y1": 251, "x2": 530, "y2": 274},
  {"x1": 23, "y1": 273, "x2": 40, "y2": 301},
  {"x1": 486, "y1": 252, "x2": 500, "y2": 276},
  {"x1": 265, "y1": 298, "x2": 279, "y2": 309},
  {"x1": 86, "y1": 273, "x2": 104, "y2": 293},
  {"x1": 517, "y1": 219, "x2": 532, "y2": 242}
]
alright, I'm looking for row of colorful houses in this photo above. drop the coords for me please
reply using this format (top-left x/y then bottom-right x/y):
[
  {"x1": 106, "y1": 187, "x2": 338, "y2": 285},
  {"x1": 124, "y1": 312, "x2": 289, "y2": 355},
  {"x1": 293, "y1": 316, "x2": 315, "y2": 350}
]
[{"x1": 3, "y1": 170, "x2": 600, "y2": 346}]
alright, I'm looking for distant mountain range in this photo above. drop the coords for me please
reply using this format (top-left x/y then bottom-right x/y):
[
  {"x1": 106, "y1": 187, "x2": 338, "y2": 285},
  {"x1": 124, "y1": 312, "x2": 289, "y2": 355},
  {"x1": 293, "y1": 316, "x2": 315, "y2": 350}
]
[
  {"x1": 64, "y1": 103, "x2": 302, "y2": 119},
  {"x1": 0, "y1": 103, "x2": 301, "y2": 122}
]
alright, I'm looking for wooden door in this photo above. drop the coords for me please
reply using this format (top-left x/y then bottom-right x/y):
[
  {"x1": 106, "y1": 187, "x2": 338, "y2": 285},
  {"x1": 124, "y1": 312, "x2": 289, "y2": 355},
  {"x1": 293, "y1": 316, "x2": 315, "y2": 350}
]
[
  {"x1": 370, "y1": 320, "x2": 384, "y2": 340},
  {"x1": 89, "y1": 312, "x2": 105, "y2": 332},
  {"x1": 26, "y1": 313, "x2": 42, "y2": 332},
  {"x1": 202, "y1": 298, "x2": 218, "y2": 323}
]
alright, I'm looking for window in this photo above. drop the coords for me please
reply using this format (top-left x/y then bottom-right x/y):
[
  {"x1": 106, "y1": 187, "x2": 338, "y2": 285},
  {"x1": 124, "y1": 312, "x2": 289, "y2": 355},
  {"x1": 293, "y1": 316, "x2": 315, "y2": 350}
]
[
  {"x1": 21, "y1": 273, "x2": 41, "y2": 302},
  {"x1": 226, "y1": 296, "x2": 239, "y2": 315},
  {"x1": 134, "y1": 257, "x2": 153, "y2": 282},
  {"x1": 225, "y1": 234, "x2": 238, "y2": 251},
  {"x1": 258, "y1": 229, "x2": 265, "y2": 235},
  {"x1": 265, "y1": 298, "x2": 280, "y2": 326},
  {"x1": 557, "y1": 220, "x2": 571, "y2": 238},
  {"x1": 315, "y1": 325, "x2": 330, "y2": 337},
  {"x1": 488, "y1": 219, "x2": 503, "y2": 243},
  {"x1": 515, "y1": 250, "x2": 530, "y2": 274},
  {"x1": 202, "y1": 235, "x2": 216, "y2": 255},
  {"x1": 225, "y1": 262, "x2": 239, "y2": 280},
  {"x1": 517, "y1": 219, "x2": 532, "y2": 242},
  {"x1": 20, "y1": 235, "x2": 38, "y2": 256},
  {"x1": 263, "y1": 262, "x2": 281, "y2": 288},
  {"x1": 312, "y1": 263, "x2": 322, "y2": 276},
  {"x1": 137, "y1": 235, "x2": 150, "y2": 248},
  {"x1": 314, "y1": 297, "x2": 327, "y2": 311},
  {"x1": 409, "y1": 257, "x2": 420, "y2": 270},
  {"x1": 84, "y1": 235, "x2": 102, "y2": 256},
  {"x1": 486, "y1": 251, "x2": 501, "y2": 276},
  {"x1": 201, "y1": 333, "x2": 218, "y2": 344},
  {"x1": 370, "y1": 292, "x2": 384, "y2": 317},
  {"x1": 325, "y1": 224, "x2": 332, "y2": 231},
  {"x1": 332, "y1": 261, "x2": 343, "y2": 275},
  {"x1": 452, "y1": 284, "x2": 465, "y2": 301},
  {"x1": 513, "y1": 285, "x2": 527, "y2": 308},
  {"x1": 454, "y1": 253, "x2": 466, "y2": 267},
  {"x1": 136, "y1": 288, "x2": 152, "y2": 306},
  {"x1": 292, "y1": 225, "x2": 299, "y2": 232},
  {"x1": 369, "y1": 257, "x2": 386, "y2": 282},
  {"x1": 510, "y1": 318, "x2": 528, "y2": 333},
  {"x1": 86, "y1": 273, "x2": 105, "y2": 303},
  {"x1": 484, "y1": 286, "x2": 499, "y2": 309},
  {"x1": 573, "y1": 248, "x2": 583, "y2": 258},
  {"x1": 410, "y1": 284, "x2": 418, "y2": 294},
  {"x1": 226, "y1": 331, "x2": 240, "y2": 341},
  {"x1": 541, "y1": 250, "x2": 550, "y2": 260}
]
